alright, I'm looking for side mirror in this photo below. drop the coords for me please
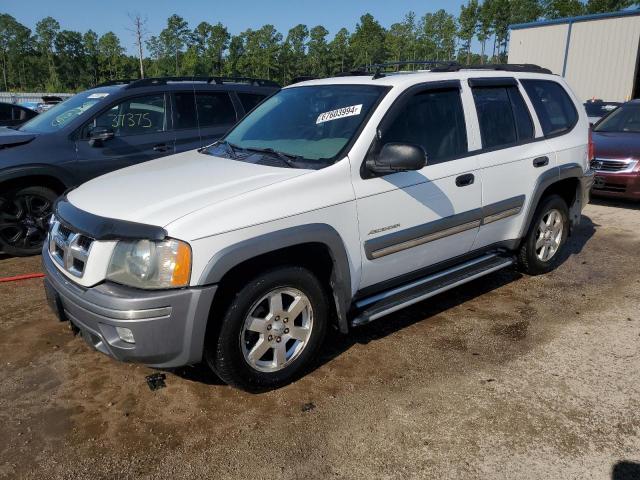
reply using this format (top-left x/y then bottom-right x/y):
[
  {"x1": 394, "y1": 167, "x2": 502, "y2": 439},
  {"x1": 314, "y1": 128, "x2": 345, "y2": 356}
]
[
  {"x1": 88, "y1": 126, "x2": 114, "y2": 147},
  {"x1": 366, "y1": 142, "x2": 427, "y2": 175}
]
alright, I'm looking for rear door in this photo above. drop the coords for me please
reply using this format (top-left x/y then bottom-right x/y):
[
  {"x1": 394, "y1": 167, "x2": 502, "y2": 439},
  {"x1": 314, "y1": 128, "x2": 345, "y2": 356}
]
[
  {"x1": 353, "y1": 82, "x2": 482, "y2": 289},
  {"x1": 75, "y1": 93, "x2": 175, "y2": 182},
  {"x1": 468, "y1": 77, "x2": 556, "y2": 250},
  {"x1": 171, "y1": 90, "x2": 201, "y2": 153},
  {"x1": 196, "y1": 91, "x2": 238, "y2": 147}
]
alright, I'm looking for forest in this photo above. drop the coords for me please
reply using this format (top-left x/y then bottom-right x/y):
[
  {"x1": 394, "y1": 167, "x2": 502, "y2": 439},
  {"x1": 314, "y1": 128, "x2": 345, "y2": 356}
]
[{"x1": 0, "y1": 0, "x2": 638, "y2": 92}]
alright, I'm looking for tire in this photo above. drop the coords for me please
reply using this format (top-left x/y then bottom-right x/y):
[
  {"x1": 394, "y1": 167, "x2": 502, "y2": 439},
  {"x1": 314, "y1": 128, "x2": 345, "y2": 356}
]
[
  {"x1": 0, "y1": 185, "x2": 57, "y2": 257},
  {"x1": 205, "y1": 266, "x2": 329, "y2": 392},
  {"x1": 517, "y1": 194, "x2": 569, "y2": 275}
]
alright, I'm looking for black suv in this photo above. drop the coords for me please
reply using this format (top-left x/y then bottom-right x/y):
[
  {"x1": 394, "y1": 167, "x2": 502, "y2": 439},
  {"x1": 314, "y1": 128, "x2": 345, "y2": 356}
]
[{"x1": 0, "y1": 77, "x2": 279, "y2": 256}]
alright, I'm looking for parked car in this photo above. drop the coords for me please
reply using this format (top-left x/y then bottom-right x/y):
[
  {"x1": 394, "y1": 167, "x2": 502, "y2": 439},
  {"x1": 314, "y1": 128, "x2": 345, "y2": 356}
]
[
  {"x1": 36, "y1": 95, "x2": 65, "y2": 112},
  {"x1": 43, "y1": 64, "x2": 592, "y2": 391},
  {"x1": 584, "y1": 99, "x2": 621, "y2": 124},
  {"x1": 0, "y1": 76, "x2": 279, "y2": 256},
  {"x1": 590, "y1": 99, "x2": 640, "y2": 201},
  {"x1": 0, "y1": 101, "x2": 38, "y2": 127}
]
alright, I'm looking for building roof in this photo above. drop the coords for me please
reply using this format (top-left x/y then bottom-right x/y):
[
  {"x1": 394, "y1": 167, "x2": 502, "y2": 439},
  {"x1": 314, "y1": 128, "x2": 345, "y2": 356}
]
[{"x1": 510, "y1": 8, "x2": 640, "y2": 30}]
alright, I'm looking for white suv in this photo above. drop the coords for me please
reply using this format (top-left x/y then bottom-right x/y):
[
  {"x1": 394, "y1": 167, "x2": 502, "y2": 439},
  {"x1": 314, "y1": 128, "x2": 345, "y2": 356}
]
[{"x1": 43, "y1": 64, "x2": 594, "y2": 391}]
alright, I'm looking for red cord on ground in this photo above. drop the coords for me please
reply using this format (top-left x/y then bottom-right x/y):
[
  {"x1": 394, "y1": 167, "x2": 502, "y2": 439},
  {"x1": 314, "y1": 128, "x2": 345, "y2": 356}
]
[{"x1": 0, "y1": 273, "x2": 45, "y2": 283}]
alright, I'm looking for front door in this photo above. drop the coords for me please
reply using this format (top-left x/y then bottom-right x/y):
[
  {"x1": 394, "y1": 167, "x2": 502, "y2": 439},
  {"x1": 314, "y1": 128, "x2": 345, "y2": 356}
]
[
  {"x1": 352, "y1": 84, "x2": 481, "y2": 289},
  {"x1": 75, "y1": 93, "x2": 175, "y2": 182}
]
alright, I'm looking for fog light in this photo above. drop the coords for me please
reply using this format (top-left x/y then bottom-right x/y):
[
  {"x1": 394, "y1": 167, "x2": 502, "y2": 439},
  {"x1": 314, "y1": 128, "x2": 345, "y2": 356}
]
[{"x1": 116, "y1": 326, "x2": 135, "y2": 344}]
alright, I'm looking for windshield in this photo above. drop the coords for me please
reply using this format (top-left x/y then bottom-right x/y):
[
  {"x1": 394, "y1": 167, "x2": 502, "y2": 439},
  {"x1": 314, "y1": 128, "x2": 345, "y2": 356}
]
[
  {"x1": 215, "y1": 84, "x2": 387, "y2": 163},
  {"x1": 594, "y1": 103, "x2": 640, "y2": 133},
  {"x1": 584, "y1": 102, "x2": 620, "y2": 117},
  {"x1": 19, "y1": 90, "x2": 111, "y2": 133}
]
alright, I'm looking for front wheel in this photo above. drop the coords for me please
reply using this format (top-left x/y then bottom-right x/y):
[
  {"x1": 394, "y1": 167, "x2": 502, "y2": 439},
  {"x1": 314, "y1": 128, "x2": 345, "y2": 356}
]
[
  {"x1": 517, "y1": 194, "x2": 569, "y2": 275},
  {"x1": 205, "y1": 266, "x2": 328, "y2": 391},
  {"x1": 0, "y1": 185, "x2": 57, "y2": 256}
]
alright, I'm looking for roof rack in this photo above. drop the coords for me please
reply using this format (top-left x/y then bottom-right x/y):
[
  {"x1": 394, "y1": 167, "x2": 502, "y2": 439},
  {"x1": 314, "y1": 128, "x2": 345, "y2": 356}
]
[
  {"x1": 369, "y1": 60, "x2": 462, "y2": 78},
  {"x1": 431, "y1": 63, "x2": 552, "y2": 74},
  {"x1": 94, "y1": 76, "x2": 281, "y2": 89}
]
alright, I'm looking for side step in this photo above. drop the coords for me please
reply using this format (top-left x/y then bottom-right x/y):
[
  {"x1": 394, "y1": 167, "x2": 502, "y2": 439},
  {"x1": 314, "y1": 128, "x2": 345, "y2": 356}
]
[{"x1": 351, "y1": 253, "x2": 515, "y2": 327}]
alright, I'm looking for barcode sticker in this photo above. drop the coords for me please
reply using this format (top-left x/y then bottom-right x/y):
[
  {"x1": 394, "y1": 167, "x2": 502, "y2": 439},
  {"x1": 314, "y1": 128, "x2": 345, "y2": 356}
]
[{"x1": 316, "y1": 104, "x2": 363, "y2": 124}]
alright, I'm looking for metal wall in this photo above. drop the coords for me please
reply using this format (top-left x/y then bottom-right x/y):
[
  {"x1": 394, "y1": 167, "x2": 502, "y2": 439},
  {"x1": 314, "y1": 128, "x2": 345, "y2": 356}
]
[
  {"x1": 0, "y1": 92, "x2": 73, "y2": 104},
  {"x1": 508, "y1": 13, "x2": 640, "y2": 102}
]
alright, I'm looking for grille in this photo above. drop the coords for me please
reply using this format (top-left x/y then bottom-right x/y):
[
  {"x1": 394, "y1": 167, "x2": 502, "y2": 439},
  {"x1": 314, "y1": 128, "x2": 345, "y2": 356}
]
[
  {"x1": 48, "y1": 219, "x2": 94, "y2": 278},
  {"x1": 591, "y1": 158, "x2": 636, "y2": 172}
]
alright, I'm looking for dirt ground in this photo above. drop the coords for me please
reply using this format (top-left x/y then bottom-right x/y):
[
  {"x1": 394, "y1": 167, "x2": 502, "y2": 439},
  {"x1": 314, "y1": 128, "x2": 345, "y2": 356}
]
[{"x1": 1, "y1": 199, "x2": 639, "y2": 480}]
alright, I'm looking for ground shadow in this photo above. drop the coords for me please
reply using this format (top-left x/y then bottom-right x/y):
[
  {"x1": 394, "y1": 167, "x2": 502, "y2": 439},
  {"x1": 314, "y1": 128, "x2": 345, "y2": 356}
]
[
  {"x1": 612, "y1": 461, "x2": 640, "y2": 480},
  {"x1": 590, "y1": 197, "x2": 640, "y2": 211}
]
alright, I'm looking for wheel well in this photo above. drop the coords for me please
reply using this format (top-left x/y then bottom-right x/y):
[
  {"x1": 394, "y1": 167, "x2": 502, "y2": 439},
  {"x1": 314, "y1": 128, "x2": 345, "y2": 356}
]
[
  {"x1": 540, "y1": 177, "x2": 579, "y2": 209},
  {"x1": 207, "y1": 243, "x2": 339, "y2": 340},
  {"x1": 0, "y1": 175, "x2": 67, "y2": 195}
]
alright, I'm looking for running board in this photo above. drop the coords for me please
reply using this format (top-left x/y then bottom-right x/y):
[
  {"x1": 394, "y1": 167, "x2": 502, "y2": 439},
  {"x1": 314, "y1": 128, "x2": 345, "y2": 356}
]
[{"x1": 351, "y1": 253, "x2": 515, "y2": 327}]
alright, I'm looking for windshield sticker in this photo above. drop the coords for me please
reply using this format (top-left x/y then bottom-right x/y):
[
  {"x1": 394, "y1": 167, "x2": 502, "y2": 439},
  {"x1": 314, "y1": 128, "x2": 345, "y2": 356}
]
[
  {"x1": 316, "y1": 104, "x2": 363, "y2": 124},
  {"x1": 87, "y1": 93, "x2": 109, "y2": 99}
]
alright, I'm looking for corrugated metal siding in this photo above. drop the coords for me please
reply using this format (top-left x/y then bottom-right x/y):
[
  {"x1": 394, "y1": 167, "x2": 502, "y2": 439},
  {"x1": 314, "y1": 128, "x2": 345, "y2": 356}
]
[
  {"x1": 564, "y1": 16, "x2": 640, "y2": 102},
  {"x1": 508, "y1": 24, "x2": 569, "y2": 75},
  {"x1": 0, "y1": 92, "x2": 73, "y2": 104}
]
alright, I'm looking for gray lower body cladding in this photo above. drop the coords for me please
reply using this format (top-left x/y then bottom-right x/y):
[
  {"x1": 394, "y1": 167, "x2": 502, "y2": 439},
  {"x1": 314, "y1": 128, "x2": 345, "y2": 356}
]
[{"x1": 42, "y1": 250, "x2": 217, "y2": 368}]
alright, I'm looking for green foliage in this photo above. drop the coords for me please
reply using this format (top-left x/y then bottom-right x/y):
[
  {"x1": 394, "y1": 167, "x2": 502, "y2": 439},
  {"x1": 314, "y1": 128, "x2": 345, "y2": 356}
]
[{"x1": 0, "y1": 1, "x2": 637, "y2": 92}]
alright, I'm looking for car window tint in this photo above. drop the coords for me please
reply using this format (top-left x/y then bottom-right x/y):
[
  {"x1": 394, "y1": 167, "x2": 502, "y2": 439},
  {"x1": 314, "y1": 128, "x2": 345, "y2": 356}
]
[
  {"x1": 380, "y1": 88, "x2": 467, "y2": 163},
  {"x1": 91, "y1": 94, "x2": 166, "y2": 137},
  {"x1": 521, "y1": 80, "x2": 578, "y2": 136},
  {"x1": 508, "y1": 87, "x2": 534, "y2": 141},
  {"x1": 196, "y1": 92, "x2": 236, "y2": 127},
  {"x1": 173, "y1": 92, "x2": 198, "y2": 129},
  {"x1": 238, "y1": 93, "x2": 267, "y2": 113},
  {"x1": 473, "y1": 87, "x2": 517, "y2": 149},
  {"x1": 0, "y1": 103, "x2": 12, "y2": 120}
]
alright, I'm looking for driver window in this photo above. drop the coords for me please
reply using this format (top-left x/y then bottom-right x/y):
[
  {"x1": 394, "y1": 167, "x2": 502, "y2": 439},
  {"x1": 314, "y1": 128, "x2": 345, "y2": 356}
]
[
  {"x1": 87, "y1": 94, "x2": 166, "y2": 138},
  {"x1": 380, "y1": 88, "x2": 468, "y2": 164}
]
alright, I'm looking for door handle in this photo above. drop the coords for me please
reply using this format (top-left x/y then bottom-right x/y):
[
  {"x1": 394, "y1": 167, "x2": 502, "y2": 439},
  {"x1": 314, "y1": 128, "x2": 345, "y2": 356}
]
[
  {"x1": 153, "y1": 143, "x2": 171, "y2": 152},
  {"x1": 455, "y1": 173, "x2": 475, "y2": 187},
  {"x1": 533, "y1": 156, "x2": 549, "y2": 168}
]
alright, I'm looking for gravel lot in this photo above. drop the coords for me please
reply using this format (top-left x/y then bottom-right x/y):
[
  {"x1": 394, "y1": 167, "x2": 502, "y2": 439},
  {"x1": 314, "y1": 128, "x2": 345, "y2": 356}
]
[{"x1": 1, "y1": 199, "x2": 639, "y2": 480}]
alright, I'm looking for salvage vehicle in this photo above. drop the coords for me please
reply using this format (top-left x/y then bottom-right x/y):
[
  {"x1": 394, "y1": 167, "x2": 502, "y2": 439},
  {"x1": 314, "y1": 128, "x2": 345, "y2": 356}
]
[
  {"x1": 590, "y1": 99, "x2": 640, "y2": 201},
  {"x1": 0, "y1": 77, "x2": 279, "y2": 256},
  {"x1": 0, "y1": 101, "x2": 38, "y2": 127},
  {"x1": 43, "y1": 63, "x2": 593, "y2": 391}
]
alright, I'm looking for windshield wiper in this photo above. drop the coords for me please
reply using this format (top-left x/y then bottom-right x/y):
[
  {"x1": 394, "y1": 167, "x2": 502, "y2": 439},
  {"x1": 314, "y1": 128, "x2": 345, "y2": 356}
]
[{"x1": 242, "y1": 146, "x2": 304, "y2": 168}]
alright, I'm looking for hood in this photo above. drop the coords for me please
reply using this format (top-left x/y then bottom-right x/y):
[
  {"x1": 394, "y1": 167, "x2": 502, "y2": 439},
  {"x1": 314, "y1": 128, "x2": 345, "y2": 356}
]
[
  {"x1": 593, "y1": 131, "x2": 640, "y2": 159},
  {"x1": 0, "y1": 127, "x2": 38, "y2": 148},
  {"x1": 67, "y1": 150, "x2": 310, "y2": 227}
]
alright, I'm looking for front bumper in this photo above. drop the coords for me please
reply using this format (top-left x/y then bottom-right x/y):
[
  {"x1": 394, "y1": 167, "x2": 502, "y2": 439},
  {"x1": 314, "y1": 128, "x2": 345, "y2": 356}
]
[
  {"x1": 591, "y1": 171, "x2": 640, "y2": 201},
  {"x1": 42, "y1": 249, "x2": 217, "y2": 368}
]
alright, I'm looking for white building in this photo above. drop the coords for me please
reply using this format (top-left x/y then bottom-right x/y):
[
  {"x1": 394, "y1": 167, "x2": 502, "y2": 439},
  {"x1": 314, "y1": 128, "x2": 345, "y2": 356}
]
[{"x1": 508, "y1": 9, "x2": 640, "y2": 102}]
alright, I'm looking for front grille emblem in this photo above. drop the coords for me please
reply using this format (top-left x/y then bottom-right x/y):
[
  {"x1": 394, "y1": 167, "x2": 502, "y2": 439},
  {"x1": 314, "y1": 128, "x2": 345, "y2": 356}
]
[{"x1": 48, "y1": 220, "x2": 93, "y2": 278}]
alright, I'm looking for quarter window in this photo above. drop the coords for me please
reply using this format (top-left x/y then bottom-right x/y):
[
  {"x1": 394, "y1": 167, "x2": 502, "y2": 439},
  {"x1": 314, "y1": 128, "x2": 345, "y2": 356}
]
[
  {"x1": 380, "y1": 88, "x2": 468, "y2": 163},
  {"x1": 89, "y1": 94, "x2": 166, "y2": 137},
  {"x1": 196, "y1": 92, "x2": 236, "y2": 127},
  {"x1": 521, "y1": 79, "x2": 578, "y2": 136},
  {"x1": 472, "y1": 85, "x2": 534, "y2": 149}
]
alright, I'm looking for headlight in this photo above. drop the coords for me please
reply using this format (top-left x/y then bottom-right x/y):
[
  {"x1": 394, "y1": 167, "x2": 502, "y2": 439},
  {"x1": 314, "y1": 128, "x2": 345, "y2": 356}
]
[{"x1": 106, "y1": 238, "x2": 191, "y2": 289}]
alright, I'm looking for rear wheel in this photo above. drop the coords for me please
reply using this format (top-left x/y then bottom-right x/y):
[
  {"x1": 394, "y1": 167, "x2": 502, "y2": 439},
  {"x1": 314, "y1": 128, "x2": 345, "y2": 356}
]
[
  {"x1": 0, "y1": 186, "x2": 57, "y2": 256},
  {"x1": 206, "y1": 266, "x2": 328, "y2": 392},
  {"x1": 517, "y1": 194, "x2": 569, "y2": 275}
]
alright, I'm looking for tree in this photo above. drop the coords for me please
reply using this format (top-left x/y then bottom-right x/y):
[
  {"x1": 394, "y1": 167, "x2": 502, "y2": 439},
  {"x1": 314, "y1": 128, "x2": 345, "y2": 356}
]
[
  {"x1": 128, "y1": 13, "x2": 147, "y2": 78},
  {"x1": 510, "y1": 0, "x2": 543, "y2": 24},
  {"x1": 83, "y1": 30, "x2": 99, "y2": 85},
  {"x1": 307, "y1": 25, "x2": 330, "y2": 77},
  {"x1": 328, "y1": 27, "x2": 350, "y2": 73},
  {"x1": 542, "y1": 0, "x2": 585, "y2": 18},
  {"x1": 458, "y1": 0, "x2": 479, "y2": 65},
  {"x1": 35, "y1": 16, "x2": 61, "y2": 90},
  {"x1": 54, "y1": 30, "x2": 85, "y2": 89},
  {"x1": 585, "y1": 0, "x2": 636, "y2": 12},
  {"x1": 478, "y1": 0, "x2": 495, "y2": 64},
  {"x1": 419, "y1": 10, "x2": 457, "y2": 62},
  {"x1": 98, "y1": 32, "x2": 124, "y2": 80},
  {"x1": 350, "y1": 13, "x2": 386, "y2": 68},
  {"x1": 159, "y1": 14, "x2": 190, "y2": 75}
]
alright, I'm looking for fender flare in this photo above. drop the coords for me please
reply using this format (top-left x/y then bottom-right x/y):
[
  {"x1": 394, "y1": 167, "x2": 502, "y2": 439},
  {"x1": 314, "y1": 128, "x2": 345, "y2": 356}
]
[
  {"x1": 0, "y1": 164, "x2": 76, "y2": 189},
  {"x1": 518, "y1": 163, "x2": 587, "y2": 239},
  {"x1": 198, "y1": 223, "x2": 353, "y2": 333}
]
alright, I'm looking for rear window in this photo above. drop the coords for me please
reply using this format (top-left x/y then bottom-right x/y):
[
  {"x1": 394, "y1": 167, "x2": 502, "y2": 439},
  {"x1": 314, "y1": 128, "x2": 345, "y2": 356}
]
[
  {"x1": 472, "y1": 85, "x2": 534, "y2": 149},
  {"x1": 238, "y1": 93, "x2": 267, "y2": 113},
  {"x1": 521, "y1": 79, "x2": 578, "y2": 136}
]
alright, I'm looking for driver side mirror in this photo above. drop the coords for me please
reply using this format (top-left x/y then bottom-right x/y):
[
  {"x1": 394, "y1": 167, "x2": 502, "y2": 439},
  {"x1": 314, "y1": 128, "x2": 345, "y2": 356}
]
[
  {"x1": 366, "y1": 142, "x2": 427, "y2": 175},
  {"x1": 88, "y1": 126, "x2": 114, "y2": 147}
]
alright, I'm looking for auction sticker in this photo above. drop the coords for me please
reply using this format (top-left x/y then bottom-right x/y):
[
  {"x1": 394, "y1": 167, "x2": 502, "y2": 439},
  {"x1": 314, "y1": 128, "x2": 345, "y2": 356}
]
[
  {"x1": 316, "y1": 104, "x2": 362, "y2": 124},
  {"x1": 88, "y1": 93, "x2": 109, "y2": 99}
]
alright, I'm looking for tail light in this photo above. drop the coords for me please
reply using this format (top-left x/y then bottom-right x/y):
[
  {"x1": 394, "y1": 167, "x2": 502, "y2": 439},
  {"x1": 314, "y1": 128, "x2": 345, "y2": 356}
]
[{"x1": 588, "y1": 128, "x2": 595, "y2": 163}]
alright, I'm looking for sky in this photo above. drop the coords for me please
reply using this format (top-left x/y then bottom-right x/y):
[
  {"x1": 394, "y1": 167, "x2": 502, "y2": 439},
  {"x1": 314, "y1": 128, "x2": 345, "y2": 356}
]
[{"x1": 3, "y1": 0, "x2": 469, "y2": 54}]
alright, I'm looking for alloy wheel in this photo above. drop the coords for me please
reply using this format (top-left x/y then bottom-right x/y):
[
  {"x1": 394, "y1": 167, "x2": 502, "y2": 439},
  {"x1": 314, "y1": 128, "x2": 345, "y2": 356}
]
[
  {"x1": 535, "y1": 208, "x2": 564, "y2": 262},
  {"x1": 0, "y1": 194, "x2": 53, "y2": 252}
]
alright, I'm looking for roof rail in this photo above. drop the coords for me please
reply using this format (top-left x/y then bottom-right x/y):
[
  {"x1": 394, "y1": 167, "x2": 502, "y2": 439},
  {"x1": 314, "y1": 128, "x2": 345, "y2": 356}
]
[
  {"x1": 371, "y1": 60, "x2": 462, "y2": 77},
  {"x1": 431, "y1": 63, "x2": 552, "y2": 74},
  {"x1": 119, "y1": 76, "x2": 281, "y2": 89},
  {"x1": 93, "y1": 79, "x2": 138, "y2": 88}
]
